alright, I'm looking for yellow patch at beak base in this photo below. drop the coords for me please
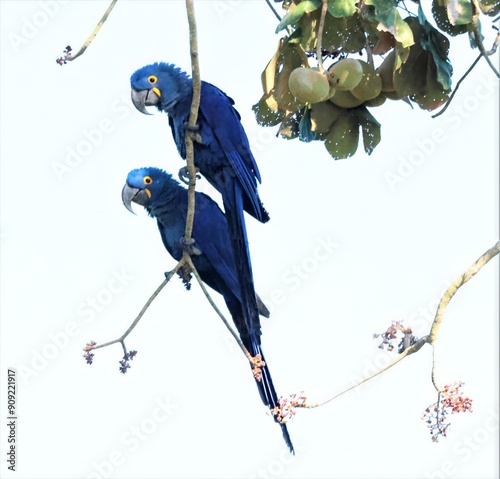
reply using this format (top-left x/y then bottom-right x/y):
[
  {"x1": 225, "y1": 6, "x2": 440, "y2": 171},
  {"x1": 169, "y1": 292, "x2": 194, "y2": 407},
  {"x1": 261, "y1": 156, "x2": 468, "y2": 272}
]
[
  {"x1": 152, "y1": 87, "x2": 161, "y2": 97},
  {"x1": 145, "y1": 188, "x2": 151, "y2": 198}
]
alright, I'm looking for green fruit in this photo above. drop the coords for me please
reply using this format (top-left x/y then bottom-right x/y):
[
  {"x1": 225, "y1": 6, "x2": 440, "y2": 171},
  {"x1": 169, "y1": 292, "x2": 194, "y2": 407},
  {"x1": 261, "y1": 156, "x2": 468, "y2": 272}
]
[
  {"x1": 329, "y1": 89, "x2": 365, "y2": 108},
  {"x1": 383, "y1": 90, "x2": 405, "y2": 101},
  {"x1": 365, "y1": 94, "x2": 387, "y2": 107},
  {"x1": 328, "y1": 58, "x2": 363, "y2": 91},
  {"x1": 351, "y1": 61, "x2": 382, "y2": 101},
  {"x1": 288, "y1": 67, "x2": 330, "y2": 104}
]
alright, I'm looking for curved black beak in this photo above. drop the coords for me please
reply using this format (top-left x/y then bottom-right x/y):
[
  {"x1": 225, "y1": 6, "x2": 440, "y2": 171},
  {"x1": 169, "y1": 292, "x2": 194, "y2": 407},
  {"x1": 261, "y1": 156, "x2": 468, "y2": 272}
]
[
  {"x1": 122, "y1": 184, "x2": 150, "y2": 214},
  {"x1": 131, "y1": 88, "x2": 161, "y2": 115}
]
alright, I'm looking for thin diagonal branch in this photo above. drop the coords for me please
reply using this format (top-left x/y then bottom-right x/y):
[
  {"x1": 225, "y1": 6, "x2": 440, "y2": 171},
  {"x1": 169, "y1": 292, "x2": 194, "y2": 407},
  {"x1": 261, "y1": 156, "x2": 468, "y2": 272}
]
[
  {"x1": 184, "y1": 254, "x2": 253, "y2": 363},
  {"x1": 265, "y1": 0, "x2": 282, "y2": 21},
  {"x1": 66, "y1": 0, "x2": 118, "y2": 62},
  {"x1": 471, "y1": 0, "x2": 500, "y2": 78},
  {"x1": 303, "y1": 336, "x2": 429, "y2": 408},
  {"x1": 83, "y1": 260, "x2": 185, "y2": 353},
  {"x1": 297, "y1": 241, "x2": 499, "y2": 409},
  {"x1": 430, "y1": 240, "x2": 500, "y2": 391},
  {"x1": 432, "y1": 53, "x2": 482, "y2": 118}
]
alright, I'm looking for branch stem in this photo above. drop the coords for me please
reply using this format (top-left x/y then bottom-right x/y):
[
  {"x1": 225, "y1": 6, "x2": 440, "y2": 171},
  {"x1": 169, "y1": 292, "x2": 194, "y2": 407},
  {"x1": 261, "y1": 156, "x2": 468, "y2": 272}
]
[
  {"x1": 184, "y1": 0, "x2": 201, "y2": 242},
  {"x1": 67, "y1": 0, "x2": 118, "y2": 62},
  {"x1": 184, "y1": 255, "x2": 253, "y2": 363},
  {"x1": 429, "y1": 240, "x2": 500, "y2": 391},
  {"x1": 84, "y1": 262, "x2": 184, "y2": 353},
  {"x1": 316, "y1": 0, "x2": 328, "y2": 73}
]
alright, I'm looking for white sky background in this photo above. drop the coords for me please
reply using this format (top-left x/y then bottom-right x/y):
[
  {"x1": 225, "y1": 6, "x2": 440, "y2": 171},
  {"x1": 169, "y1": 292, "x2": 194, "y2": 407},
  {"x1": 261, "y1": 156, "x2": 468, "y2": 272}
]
[{"x1": 0, "y1": 1, "x2": 498, "y2": 478}]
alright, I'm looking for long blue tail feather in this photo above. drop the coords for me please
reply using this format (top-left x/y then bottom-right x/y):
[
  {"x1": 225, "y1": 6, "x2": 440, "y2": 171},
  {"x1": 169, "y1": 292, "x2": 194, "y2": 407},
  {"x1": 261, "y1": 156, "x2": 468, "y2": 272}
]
[{"x1": 221, "y1": 172, "x2": 294, "y2": 454}]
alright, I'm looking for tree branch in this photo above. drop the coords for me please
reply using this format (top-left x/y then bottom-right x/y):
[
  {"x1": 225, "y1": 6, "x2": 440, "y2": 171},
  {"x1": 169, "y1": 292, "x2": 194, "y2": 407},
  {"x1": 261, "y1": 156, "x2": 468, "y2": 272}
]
[
  {"x1": 64, "y1": 0, "x2": 118, "y2": 63},
  {"x1": 83, "y1": 260, "x2": 185, "y2": 354},
  {"x1": 471, "y1": 0, "x2": 500, "y2": 78},
  {"x1": 303, "y1": 336, "x2": 429, "y2": 408},
  {"x1": 429, "y1": 240, "x2": 500, "y2": 391},
  {"x1": 184, "y1": 255, "x2": 254, "y2": 363},
  {"x1": 264, "y1": 0, "x2": 282, "y2": 21},
  {"x1": 295, "y1": 241, "x2": 499, "y2": 409},
  {"x1": 432, "y1": 53, "x2": 482, "y2": 118},
  {"x1": 183, "y1": 0, "x2": 201, "y2": 243},
  {"x1": 316, "y1": 0, "x2": 328, "y2": 73}
]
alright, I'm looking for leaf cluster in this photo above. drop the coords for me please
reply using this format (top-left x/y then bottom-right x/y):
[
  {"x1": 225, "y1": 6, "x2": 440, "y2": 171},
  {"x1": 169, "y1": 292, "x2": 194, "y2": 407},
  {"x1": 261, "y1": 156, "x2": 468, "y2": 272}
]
[{"x1": 254, "y1": 0, "x2": 498, "y2": 159}]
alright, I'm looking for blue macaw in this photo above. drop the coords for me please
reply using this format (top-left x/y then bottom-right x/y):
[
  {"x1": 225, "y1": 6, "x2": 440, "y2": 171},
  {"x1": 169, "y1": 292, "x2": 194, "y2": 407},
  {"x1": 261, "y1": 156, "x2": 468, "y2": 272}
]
[{"x1": 122, "y1": 167, "x2": 294, "y2": 453}]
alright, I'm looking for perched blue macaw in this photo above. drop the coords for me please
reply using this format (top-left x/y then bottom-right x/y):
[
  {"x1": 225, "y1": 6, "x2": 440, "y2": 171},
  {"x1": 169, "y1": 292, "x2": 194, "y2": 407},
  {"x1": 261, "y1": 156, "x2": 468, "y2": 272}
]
[{"x1": 122, "y1": 167, "x2": 294, "y2": 453}]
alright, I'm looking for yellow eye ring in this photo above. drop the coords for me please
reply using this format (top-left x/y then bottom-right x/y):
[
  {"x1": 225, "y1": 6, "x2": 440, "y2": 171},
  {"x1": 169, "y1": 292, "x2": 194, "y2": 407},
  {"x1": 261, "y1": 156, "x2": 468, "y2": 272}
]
[
  {"x1": 148, "y1": 75, "x2": 157, "y2": 84},
  {"x1": 143, "y1": 176, "x2": 153, "y2": 185}
]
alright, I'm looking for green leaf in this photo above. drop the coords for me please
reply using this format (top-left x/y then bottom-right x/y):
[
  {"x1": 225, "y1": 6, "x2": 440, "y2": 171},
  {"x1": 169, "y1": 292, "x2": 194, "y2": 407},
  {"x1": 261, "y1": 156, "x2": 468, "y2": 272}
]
[
  {"x1": 253, "y1": 39, "x2": 309, "y2": 126},
  {"x1": 275, "y1": 0, "x2": 322, "y2": 33},
  {"x1": 252, "y1": 95, "x2": 285, "y2": 127},
  {"x1": 431, "y1": 0, "x2": 468, "y2": 36},
  {"x1": 357, "y1": 107, "x2": 381, "y2": 155},
  {"x1": 327, "y1": 0, "x2": 358, "y2": 18},
  {"x1": 324, "y1": 113, "x2": 359, "y2": 159},
  {"x1": 418, "y1": 6, "x2": 453, "y2": 90},
  {"x1": 393, "y1": 20, "x2": 450, "y2": 111},
  {"x1": 310, "y1": 101, "x2": 344, "y2": 133},
  {"x1": 446, "y1": 0, "x2": 473, "y2": 25},
  {"x1": 273, "y1": 42, "x2": 309, "y2": 111},
  {"x1": 364, "y1": 0, "x2": 414, "y2": 48},
  {"x1": 322, "y1": 13, "x2": 367, "y2": 52},
  {"x1": 279, "y1": 111, "x2": 301, "y2": 139},
  {"x1": 477, "y1": 0, "x2": 500, "y2": 17}
]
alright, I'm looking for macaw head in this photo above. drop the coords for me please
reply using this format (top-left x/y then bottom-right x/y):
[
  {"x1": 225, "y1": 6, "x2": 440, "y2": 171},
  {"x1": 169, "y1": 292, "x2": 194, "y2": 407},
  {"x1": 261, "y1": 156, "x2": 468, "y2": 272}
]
[
  {"x1": 130, "y1": 62, "x2": 190, "y2": 115},
  {"x1": 122, "y1": 167, "x2": 175, "y2": 214}
]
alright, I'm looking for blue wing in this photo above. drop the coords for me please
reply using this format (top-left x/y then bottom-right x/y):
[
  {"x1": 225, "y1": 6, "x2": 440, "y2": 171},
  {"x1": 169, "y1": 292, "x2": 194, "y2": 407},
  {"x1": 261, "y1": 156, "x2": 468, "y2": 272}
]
[{"x1": 197, "y1": 82, "x2": 266, "y2": 221}]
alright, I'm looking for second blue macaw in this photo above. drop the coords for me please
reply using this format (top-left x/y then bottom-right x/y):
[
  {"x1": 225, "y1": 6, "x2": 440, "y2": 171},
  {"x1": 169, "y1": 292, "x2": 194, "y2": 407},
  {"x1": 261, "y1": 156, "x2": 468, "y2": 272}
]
[{"x1": 122, "y1": 166, "x2": 293, "y2": 453}]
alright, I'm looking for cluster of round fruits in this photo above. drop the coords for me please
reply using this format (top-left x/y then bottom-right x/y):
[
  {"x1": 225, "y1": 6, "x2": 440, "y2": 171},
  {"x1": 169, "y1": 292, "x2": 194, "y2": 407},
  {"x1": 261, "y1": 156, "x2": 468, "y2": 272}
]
[{"x1": 288, "y1": 58, "x2": 387, "y2": 109}]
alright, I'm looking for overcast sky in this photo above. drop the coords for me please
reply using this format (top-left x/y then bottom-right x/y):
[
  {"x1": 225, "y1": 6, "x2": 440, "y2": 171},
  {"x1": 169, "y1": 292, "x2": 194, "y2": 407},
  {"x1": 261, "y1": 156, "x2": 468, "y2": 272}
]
[{"x1": 0, "y1": 1, "x2": 498, "y2": 478}]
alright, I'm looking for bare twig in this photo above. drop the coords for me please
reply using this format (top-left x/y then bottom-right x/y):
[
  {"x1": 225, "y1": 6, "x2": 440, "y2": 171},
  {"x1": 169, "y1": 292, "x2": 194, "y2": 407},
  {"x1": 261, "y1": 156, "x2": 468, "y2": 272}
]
[
  {"x1": 297, "y1": 241, "x2": 499, "y2": 409},
  {"x1": 264, "y1": 0, "x2": 282, "y2": 21},
  {"x1": 432, "y1": 53, "x2": 482, "y2": 118},
  {"x1": 303, "y1": 336, "x2": 429, "y2": 408},
  {"x1": 433, "y1": 18, "x2": 500, "y2": 118},
  {"x1": 429, "y1": 240, "x2": 500, "y2": 391},
  {"x1": 65, "y1": 0, "x2": 118, "y2": 62},
  {"x1": 471, "y1": 0, "x2": 500, "y2": 78},
  {"x1": 487, "y1": 30, "x2": 500, "y2": 55},
  {"x1": 184, "y1": 255, "x2": 254, "y2": 363},
  {"x1": 83, "y1": 262, "x2": 185, "y2": 354}
]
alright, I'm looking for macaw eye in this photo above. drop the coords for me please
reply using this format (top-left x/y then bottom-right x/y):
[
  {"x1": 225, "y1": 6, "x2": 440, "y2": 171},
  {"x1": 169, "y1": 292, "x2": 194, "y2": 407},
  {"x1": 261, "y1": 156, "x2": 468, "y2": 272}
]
[
  {"x1": 148, "y1": 75, "x2": 157, "y2": 84},
  {"x1": 143, "y1": 176, "x2": 153, "y2": 185}
]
